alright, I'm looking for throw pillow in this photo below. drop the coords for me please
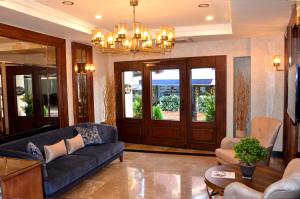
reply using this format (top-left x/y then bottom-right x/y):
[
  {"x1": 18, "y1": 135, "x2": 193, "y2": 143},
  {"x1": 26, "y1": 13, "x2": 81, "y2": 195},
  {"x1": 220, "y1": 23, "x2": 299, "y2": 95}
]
[
  {"x1": 75, "y1": 126, "x2": 102, "y2": 146},
  {"x1": 26, "y1": 142, "x2": 48, "y2": 178},
  {"x1": 66, "y1": 134, "x2": 85, "y2": 154},
  {"x1": 26, "y1": 142, "x2": 44, "y2": 162},
  {"x1": 44, "y1": 140, "x2": 67, "y2": 163}
]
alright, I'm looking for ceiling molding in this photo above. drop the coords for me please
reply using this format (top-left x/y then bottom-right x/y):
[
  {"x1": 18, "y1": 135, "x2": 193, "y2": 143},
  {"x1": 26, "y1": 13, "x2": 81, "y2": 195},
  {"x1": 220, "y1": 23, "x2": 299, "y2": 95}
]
[
  {"x1": 0, "y1": 0, "x2": 232, "y2": 38},
  {"x1": 175, "y1": 24, "x2": 232, "y2": 37},
  {"x1": 0, "y1": 0, "x2": 96, "y2": 34}
]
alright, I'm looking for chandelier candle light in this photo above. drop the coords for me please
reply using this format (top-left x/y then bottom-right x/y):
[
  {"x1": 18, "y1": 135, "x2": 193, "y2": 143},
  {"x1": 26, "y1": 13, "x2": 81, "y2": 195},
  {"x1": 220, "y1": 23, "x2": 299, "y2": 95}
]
[{"x1": 91, "y1": 0, "x2": 175, "y2": 54}]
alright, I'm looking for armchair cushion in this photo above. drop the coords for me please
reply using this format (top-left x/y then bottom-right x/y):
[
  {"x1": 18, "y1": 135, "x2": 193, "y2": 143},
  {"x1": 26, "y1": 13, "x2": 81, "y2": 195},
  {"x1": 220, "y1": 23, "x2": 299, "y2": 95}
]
[
  {"x1": 263, "y1": 173, "x2": 300, "y2": 199},
  {"x1": 283, "y1": 158, "x2": 300, "y2": 178},
  {"x1": 215, "y1": 148, "x2": 239, "y2": 164},
  {"x1": 224, "y1": 182, "x2": 263, "y2": 199},
  {"x1": 220, "y1": 137, "x2": 241, "y2": 149}
]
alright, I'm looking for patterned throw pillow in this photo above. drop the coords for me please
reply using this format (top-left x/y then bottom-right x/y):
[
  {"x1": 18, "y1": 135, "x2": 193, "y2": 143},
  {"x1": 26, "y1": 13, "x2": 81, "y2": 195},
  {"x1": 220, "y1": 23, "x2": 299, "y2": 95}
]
[
  {"x1": 26, "y1": 142, "x2": 45, "y2": 162},
  {"x1": 75, "y1": 126, "x2": 102, "y2": 146},
  {"x1": 26, "y1": 142, "x2": 48, "y2": 178}
]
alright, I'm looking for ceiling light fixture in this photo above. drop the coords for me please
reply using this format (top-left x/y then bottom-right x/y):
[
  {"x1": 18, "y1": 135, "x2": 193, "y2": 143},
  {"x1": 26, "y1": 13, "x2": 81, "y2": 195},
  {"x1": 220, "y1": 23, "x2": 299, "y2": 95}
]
[
  {"x1": 62, "y1": 1, "x2": 74, "y2": 5},
  {"x1": 91, "y1": 0, "x2": 175, "y2": 54},
  {"x1": 206, "y1": 16, "x2": 214, "y2": 21},
  {"x1": 95, "y1": 15, "x2": 103, "y2": 20},
  {"x1": 198, "y1": 4, "x2": 209, "y2": 8}
]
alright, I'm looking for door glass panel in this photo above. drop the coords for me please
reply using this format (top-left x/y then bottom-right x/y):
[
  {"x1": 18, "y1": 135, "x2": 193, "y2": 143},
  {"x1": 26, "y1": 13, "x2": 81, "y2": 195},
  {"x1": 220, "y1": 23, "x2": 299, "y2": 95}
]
[
  {"x1": 78, "y1": 73, "x2": 88, "y2": 121},
  {"x1": 15, "y1": 74, "x2": 33, "y2": 116},
  {"x1": 123, "y1": 71, "x2": 142, "y2": 119},
  {"x1": 41, "y1": 73, "x2": 58, "y2": 117},
  {"x1": 191, "y1": 68, "x2": 216, "y2": 122},
  {"x1": 151, "y1": 69, "x2": 180, "y2": 121}
]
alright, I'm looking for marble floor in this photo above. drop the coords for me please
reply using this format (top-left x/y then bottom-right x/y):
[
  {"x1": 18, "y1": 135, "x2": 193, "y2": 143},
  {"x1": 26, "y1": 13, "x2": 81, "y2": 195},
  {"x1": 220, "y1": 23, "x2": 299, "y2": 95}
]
[{"x1": 55, "y1": 152, "x2": 217, "y2": 199}]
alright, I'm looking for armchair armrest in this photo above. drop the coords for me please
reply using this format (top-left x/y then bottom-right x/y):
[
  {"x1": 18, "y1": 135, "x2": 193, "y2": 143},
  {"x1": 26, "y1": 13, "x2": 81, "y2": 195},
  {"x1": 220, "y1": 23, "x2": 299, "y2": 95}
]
[
  {"x1": 224, "y1": 182, "x2": 263, "y2": 199},
  {"x1": 220, "y1": 137, "x2": 241, "y2": 149}
]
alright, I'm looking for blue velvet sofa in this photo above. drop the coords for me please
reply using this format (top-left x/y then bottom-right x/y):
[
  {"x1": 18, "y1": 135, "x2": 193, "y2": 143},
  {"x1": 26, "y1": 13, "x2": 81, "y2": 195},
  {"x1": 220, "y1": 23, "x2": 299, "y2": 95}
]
[{"x1": 0, "y1": 123, "x2": 124, "y2": 198}]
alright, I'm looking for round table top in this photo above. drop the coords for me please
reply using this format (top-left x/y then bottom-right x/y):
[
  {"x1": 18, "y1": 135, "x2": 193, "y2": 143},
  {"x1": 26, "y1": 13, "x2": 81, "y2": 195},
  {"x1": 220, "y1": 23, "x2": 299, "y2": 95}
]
[{"x1": 204, "y1": 164, "x2": 282, "y2": 194}]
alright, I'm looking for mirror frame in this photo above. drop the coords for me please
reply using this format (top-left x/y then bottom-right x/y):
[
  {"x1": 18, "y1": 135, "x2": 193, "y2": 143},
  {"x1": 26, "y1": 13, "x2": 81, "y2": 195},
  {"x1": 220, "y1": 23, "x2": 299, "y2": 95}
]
[
  {"x1": 71, "y1": 42, "x2": 94, "y2": 124},
  {"x1": 0, "y1": 23, "x2": 69, "y2": 127}
]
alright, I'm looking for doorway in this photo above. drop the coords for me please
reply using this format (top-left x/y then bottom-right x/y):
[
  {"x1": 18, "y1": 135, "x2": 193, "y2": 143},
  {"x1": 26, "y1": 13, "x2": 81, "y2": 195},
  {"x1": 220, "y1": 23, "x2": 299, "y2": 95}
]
[{"x1": 115, "y1": 56, "x2": 226, "y2": 150}]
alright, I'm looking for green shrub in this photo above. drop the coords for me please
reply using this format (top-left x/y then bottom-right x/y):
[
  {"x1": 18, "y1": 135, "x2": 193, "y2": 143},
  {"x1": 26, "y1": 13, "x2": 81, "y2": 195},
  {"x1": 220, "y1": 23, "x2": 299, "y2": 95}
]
[
  {"x1": 152, "y1": 104, "x2": 163, "y2": 120},
  {"x1": 43, "y1": 105, "x2": 49, "y2": 117},
  {"x1": 203, "y1": 91, "x2": 215, "y2": 122},
  {"x1": 197, "y1": 96, "x2": 206, "y2": 112},
  {"x1": 133, "y1": 94, "x2": 142, "y2": 119},
  {"x1": 21, "y1": 93, "x2": 33, "y2": 116},
  {"x1": 159, "y1": 95, "x2": 179, "y2": 111},
  {"x1": 234, "y1": 137, "x2": 268, "y2": 166}
]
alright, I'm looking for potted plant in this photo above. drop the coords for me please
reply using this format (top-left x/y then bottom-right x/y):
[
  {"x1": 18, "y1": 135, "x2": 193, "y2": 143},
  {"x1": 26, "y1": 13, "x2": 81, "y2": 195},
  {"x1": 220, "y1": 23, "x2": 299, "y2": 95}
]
[{"x1": 234, "y1": 137, "x2": 268, "y2": 179}]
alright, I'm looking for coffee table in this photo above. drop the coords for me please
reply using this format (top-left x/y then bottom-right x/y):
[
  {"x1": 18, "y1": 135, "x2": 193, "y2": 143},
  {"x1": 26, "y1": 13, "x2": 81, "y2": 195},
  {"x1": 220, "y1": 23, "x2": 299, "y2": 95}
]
[{"x1": 204, "y1": 164, "x2": 282, "y2": 198}]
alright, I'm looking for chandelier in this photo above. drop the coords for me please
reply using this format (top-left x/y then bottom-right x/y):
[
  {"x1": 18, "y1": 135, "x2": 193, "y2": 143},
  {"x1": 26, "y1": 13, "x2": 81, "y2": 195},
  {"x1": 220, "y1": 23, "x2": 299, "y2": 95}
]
[{"x1": 91, "y1": 0, "x2": 175, "y2": 54}]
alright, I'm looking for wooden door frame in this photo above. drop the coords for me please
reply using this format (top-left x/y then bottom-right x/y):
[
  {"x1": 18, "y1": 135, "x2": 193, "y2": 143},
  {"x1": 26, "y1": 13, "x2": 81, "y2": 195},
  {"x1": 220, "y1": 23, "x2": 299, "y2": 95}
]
[
  {"x1": 71, "y1": 42, "x2": 94, "y2": 124},
  {"x1": 115, "y1": 55, "x2": 227, "y2": 150},
  {"x1": 144, "y1": 60, "x2": 187, "y2": 147},
  {"x1": 115, "y1": 61, "x2": 144, "y2": 142},
  {"x1": 0, "y1": 23, "x2": 69, "y2": 127},
  {"x1": 186, "y1": 56, "x2": 227, "y2": 150}
]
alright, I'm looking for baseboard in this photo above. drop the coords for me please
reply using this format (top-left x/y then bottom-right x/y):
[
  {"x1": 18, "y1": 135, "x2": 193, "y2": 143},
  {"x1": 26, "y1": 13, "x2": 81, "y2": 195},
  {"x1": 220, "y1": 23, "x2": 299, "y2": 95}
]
[
  {"x1": 271, "y1": 151, "x2": 283, "y2": 158},
  {"x1": 124, "y1": 149, "x2": 215, "y2": 157},
  {"x1": 272, "y1": 151, "x2": 300, "y2": 158}
]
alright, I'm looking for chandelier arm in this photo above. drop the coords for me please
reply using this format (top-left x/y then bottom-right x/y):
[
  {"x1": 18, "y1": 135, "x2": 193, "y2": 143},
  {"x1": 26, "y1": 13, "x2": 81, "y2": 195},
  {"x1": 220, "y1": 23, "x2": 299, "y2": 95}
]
[{"x1": 133, "y1": 4, "x2": 136, "y2": 23}]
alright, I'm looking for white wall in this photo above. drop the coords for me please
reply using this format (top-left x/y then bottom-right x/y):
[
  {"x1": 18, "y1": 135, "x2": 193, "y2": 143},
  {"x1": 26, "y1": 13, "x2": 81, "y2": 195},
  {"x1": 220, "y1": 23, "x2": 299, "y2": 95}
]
[
  {"x1": 250, "y1": 35, "x2": 284, "y2": 151},
  {"x1": 93, "y1": 50, "x2": 108, "y2": 123},
  {"x1": 92, "y1": 35, "x2": 285, "y2": 151}
]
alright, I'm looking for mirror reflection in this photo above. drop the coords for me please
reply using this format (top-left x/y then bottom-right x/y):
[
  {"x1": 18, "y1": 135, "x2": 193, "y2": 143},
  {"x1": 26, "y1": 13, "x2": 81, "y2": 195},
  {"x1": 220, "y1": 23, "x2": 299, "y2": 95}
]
[{"x1": 0, "y1": 36, "x2": 59, "y2": 135}]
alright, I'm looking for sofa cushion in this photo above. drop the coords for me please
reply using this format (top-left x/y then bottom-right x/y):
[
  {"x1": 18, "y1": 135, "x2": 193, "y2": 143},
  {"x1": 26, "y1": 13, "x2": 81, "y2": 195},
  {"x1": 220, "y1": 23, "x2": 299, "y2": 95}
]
[
  {"x1": 44, "y1": 140, "x2": 67, "y2": 163},
  {"x1": 45, "y1": 154, "x2": 97, "y2": 196},
  {"x1": 66, "y1": 134, "x2": 85, "y2": 154},
  {"x1": 26, "y1": 141, "x2": 45, "y2": 162},
  {"x1": 215, "y1": 148, "x2": 239, "y2": 164},
  {"x1": 75, "y1": 126, "x2": 102, "y2": 146},
  {"x1": 72, "y1": 142, "x2": 124, "y2": 165}
]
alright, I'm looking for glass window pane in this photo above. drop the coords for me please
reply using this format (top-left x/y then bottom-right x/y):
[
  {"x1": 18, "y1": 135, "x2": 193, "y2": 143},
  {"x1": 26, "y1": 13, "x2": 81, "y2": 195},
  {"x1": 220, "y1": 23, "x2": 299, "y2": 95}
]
[
  {"x1": 15, "y1": 74, "x2": 33, "y2": 116},
  {"x1": 123, "y1": 71, "x2": 142, "y2": 119},
  {"x1": 151, "y1": 69, "x2": 180, "y2": 121},
  {"x1": 41, "y1": 73, "x2": 58, "y2": 117},
  {"x1": 191, "y1": 68, "x2": 216, "y2": 122}
]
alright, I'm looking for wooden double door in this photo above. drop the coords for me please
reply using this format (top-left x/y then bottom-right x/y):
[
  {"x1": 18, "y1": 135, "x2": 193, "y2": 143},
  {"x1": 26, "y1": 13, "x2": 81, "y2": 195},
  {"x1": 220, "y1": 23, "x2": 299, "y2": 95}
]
[
  {"x1": 115, "y1": 56, "x2": 226, "y2": 150},
  {"x1": 6, "y1": 66, "x2": 59, "y2": 134}
]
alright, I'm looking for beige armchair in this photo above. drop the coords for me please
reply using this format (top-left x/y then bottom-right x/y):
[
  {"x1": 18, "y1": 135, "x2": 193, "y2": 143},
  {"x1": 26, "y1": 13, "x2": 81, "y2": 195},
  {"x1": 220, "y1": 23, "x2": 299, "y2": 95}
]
[
  {"x1": 216, "y1": 117, "x2": 282, "y2": 165},
  {"x1": 224, "y1": 158, "x2": 300, "y2": 199}
]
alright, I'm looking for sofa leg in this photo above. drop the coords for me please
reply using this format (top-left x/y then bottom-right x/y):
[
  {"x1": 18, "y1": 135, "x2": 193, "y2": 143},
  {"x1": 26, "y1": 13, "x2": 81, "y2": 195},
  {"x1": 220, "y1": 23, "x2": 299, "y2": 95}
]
[{"x1": 119, "y1": 154, "x2": 123, "y2": 162}]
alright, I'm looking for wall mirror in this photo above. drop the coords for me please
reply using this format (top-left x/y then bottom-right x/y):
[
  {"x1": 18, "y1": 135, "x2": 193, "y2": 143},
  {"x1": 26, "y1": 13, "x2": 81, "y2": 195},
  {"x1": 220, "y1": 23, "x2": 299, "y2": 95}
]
[{"x1": 0, "y1": 36, "x2": 59, "y2": 134}]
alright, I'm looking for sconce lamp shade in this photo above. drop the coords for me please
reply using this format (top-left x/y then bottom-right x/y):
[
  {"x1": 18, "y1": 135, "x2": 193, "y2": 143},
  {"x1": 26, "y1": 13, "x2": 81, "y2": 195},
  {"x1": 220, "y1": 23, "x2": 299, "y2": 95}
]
[
  {"x1": 273, "y1": 55, "x2": 281, "y2": 67},
  {"x1": 75, "y1": 63, "x2": 95, "y2": 74},
  {"x1": 273, "y1": 55, "x2": 283, "y2": 71}
]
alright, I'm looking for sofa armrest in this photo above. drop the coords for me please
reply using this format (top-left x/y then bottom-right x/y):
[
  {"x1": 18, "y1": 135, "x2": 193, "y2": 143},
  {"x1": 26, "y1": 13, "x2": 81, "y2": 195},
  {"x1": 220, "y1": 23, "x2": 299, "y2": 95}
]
[
  {"x1": 224, "y1": 182, "x2": 263, "y2": 199},
  {"x1": 220, "y1": 137, "x2": 241, "y2": 149},
  {"x1": 0, "y1": 149, "x2": 37, "y2": 160},
  {"x1": 94, "y1": 124, "x2": 118, "y2": 143}
]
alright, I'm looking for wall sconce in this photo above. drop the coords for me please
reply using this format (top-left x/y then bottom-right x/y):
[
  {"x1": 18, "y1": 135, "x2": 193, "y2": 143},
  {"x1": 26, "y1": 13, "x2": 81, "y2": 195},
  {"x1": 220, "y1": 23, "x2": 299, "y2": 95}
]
[
  {"x1": 273, "y1": 55, "x2": 283, "y2": 71},
  {"x1": 75, "y1": 63, "x2": 95, "y2": 73}
]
